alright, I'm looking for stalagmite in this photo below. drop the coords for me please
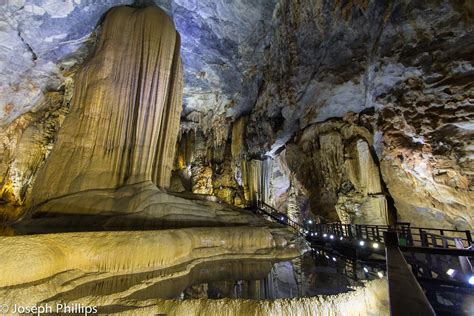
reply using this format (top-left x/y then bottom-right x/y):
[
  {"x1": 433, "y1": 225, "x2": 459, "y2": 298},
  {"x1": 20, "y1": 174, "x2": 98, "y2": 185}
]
[
  {"x1": 30, "y1": 6, "x2": 183, "y2": 207},
  {"x1": 20, "y1": 5, "x2": 262, "y2": 227}
]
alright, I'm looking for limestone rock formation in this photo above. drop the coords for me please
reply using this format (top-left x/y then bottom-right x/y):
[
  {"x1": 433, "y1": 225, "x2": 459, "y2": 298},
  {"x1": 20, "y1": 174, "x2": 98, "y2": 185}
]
[
  {"x1": 284, "y1": 112, "x2": 391, "y2": 225},
  {"x1": 0, "y1": 0, "x2": 277, "y2": 128},
  {"x1": 170, "y1": 1, "x2": 473, "y2": 230},
  {"x1": 29, "y1": 6, "x2": 182, "y2": 209},
  {"x1": 23, "y1": 181, "x2": 271, "y2": 231},
  {"x1": 379, "y1": 103, "x2": 474, "y2": 229},
  {"x1": 0, "y1": 227, "x2": 307, "y2": 308},
  {"x1": 2, "y1": 0, "x2": 471, "y2": 229},
  {"x1": 0, "y1": 82, "x2": 73, "y2": 221}
]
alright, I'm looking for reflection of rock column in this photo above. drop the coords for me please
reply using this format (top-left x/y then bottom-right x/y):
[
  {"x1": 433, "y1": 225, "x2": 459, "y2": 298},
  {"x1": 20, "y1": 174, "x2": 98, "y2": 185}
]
[
  {"x1": 292, "y1": 256, "x2": 303, "y2": 297},
  {"x1": 30, "y1": 6, "x2": 183, "y2": 206},
  {"x1": 247, "y1": 280, "x2": 261, "y2": 299}
]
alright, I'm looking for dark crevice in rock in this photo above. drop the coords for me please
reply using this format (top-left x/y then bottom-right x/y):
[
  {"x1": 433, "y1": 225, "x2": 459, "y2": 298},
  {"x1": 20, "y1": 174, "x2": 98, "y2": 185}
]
[
  {"x1": 367, "y1": 142, "x2": 398, "y2": 226},
  {"x1": 17, "y1": 31, "x2": 37, "y2": 62}
]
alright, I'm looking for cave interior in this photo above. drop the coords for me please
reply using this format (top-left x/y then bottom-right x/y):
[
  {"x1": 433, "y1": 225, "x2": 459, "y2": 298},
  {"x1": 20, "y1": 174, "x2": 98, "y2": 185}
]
[{"x1": 0, "y1": 0, "x2": 473, "y2": 315}]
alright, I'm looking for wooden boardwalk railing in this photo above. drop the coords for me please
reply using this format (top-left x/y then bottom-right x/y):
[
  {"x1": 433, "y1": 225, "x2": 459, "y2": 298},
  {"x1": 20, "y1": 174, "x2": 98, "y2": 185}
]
[{"x1": 250, "y1": 203, "x2": 474, "y2": 315}]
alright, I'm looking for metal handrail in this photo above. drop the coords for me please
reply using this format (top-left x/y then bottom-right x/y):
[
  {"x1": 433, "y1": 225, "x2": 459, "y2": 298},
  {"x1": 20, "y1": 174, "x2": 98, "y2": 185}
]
[{"x1": 251, "y1": 201, "x2": 473, "y2": 250}]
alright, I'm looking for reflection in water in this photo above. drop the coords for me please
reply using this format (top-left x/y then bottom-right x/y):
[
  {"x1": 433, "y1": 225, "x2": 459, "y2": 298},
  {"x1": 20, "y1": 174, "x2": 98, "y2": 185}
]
[
  {"x1": 38, "y1": 250, "x2": 385, "y2": 304},
  {"x1": 178, "y1": 250, "x2": 386, "y2": 300},
  {"x1": 42, "y1": 259, "x2": 274, "y2": 303}
]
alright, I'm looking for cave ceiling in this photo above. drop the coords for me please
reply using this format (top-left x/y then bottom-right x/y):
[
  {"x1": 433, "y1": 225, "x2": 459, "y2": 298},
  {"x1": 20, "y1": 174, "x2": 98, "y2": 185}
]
[{"x1": 0, "y1": 0, "x2": 277, "y2": 126}]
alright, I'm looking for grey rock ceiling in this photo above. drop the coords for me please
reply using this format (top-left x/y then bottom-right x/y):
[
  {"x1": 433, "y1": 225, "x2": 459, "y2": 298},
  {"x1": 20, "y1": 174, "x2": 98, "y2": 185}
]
[
  {"x1": 0, "y1": 0, "x2": 473, "y2": 229},
  {"x1": 1, "y1": 0, "x2": 473, "y2": 149},
  {"x1": 0, "y1": 0, "x2": 277, "y2": 125}
]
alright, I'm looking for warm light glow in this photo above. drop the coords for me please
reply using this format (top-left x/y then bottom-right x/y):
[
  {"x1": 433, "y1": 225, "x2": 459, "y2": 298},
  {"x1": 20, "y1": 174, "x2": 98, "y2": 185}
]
[
  {"x1": 447, "y1": 269, "x2": 455, "y2": 277},
  {"x1": 377, "y1": 271, "x2": 384, "y2": 278},
  {"x1": 372, "y1": 243, "x2": 379, "y2": 249}
]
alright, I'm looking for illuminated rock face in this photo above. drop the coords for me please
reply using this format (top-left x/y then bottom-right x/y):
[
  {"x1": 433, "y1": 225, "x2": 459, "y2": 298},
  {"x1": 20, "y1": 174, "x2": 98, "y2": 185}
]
[
  {"x1": 27, "y1": 181, "x2": 269, "y2": 229},
  {"x1": 379, "y1": 104, "x2": 474, "y2": 229},
  {"x1": 168, "y1": 0, "x2": 473, "y2": 230},
  {"x1": 1, "y1": 0, "x2": 472, "y2": 229},
  {"x1": 30, "y1": 6, "x2": 183, "y2": 207},
  {"x1": 284, "y1": 113, "x2": 390, "y2": 225},
  {"x1": 0, "y1": 87, "x2": 73, "y2": 221}
]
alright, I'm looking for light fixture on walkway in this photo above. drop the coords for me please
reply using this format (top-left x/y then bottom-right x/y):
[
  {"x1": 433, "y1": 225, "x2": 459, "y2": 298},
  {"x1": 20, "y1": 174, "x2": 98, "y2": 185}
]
[
  {"x1": 359, "y1": 240, "x2": 365, "y2": 246},
  {"x1": 446, "y1": 269, "x2": 455, "y2": 277},
  {"x1": 372, "y1": 242, "x2": 379, "y2": 249}
]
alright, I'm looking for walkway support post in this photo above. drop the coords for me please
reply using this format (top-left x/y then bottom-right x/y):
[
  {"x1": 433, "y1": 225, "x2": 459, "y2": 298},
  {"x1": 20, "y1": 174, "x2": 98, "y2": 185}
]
[{"x1": 384, "y1": 231, "x2": 435, "y2": 316}]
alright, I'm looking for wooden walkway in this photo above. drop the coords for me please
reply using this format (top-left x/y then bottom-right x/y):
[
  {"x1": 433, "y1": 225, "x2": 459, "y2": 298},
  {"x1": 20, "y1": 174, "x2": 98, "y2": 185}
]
[{"x1": 251, "y1": 202, "x2": 474, "y2": 315}]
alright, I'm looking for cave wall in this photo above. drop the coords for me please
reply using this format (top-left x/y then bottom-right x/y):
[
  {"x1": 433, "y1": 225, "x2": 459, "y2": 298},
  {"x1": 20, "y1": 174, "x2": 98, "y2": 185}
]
[
  {"x1": 0, "y1": 79, "x2": 73, "y2": 221},
  {"x1": 172, "y1": 0, "x2": 473, "y2": 229},
  {"x1": 241, "y1": 0, "x2": 474, "y2": 229},
  {"x1": 284, "y1": 112, "x2": 391, "y2": 225},
  {"x1": 0, "y1": 0, "x2": 472, "y2": 229}
]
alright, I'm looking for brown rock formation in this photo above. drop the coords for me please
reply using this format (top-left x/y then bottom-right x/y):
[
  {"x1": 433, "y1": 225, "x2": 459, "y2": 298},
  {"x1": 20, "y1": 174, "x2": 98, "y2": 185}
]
[
  {"x1": 30, "y1": 6, "x2": 183, "y2": 207},
  {"x1": 284, "y1": 113, "x2": 391, "y2": 225},
  {"x1": 0, "y1": 83, "x2": 73, "y2": 221},
  {"x1": 13, "y1": 5, "x2": 282, "y2": 230}
]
